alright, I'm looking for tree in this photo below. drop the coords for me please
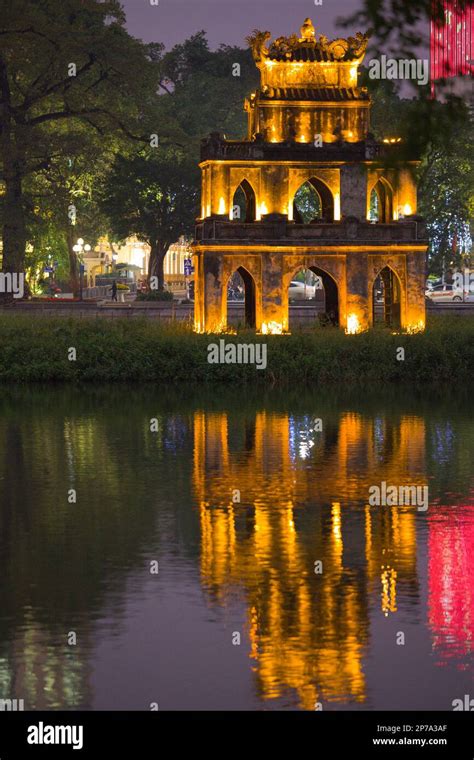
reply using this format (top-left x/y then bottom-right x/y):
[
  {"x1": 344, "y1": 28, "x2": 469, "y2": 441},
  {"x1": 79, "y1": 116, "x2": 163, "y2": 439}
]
[
  {"x1": 98, "y1": 33, "x2": 258, "y2": 289},
  {"x1": 27, "y1": 129, "x2": 116, "y2": 295},
  {"x1": 418, "y1": 112, "x2": 474, "y2": 275},
  {"x1": 24, "y1": 222, "x2": 69, "y2": 296},
  {"x1": 100, "y1": 149, "x2": 199, "y2": 290},
  {"x1": 0, "y1": 0, "x2": 159, "y2": 283},
  {"x1": 156, "y1": 32, "x2": 258, "y2": 144}
]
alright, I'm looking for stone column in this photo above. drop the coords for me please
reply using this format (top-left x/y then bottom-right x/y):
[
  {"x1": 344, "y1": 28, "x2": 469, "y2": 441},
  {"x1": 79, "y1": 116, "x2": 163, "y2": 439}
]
[
  {"x1": 260, "y1": 251, "x2": 286, "y2": 332},
  {"x1": 404, "y1": 250, "x2": 426, "y2": 331},
  {"x1": 193, "y1": 252, "x2": 204, "y2": 332},
  {"x1": 203, "y1": 252, "x2": 226, "y2": 332},
  {"x1": 345, "y1": 251, "x2": 370, "y2": 331},
  {"x1": 340, "y1": 165, "x2": 367, "y2": 220}
]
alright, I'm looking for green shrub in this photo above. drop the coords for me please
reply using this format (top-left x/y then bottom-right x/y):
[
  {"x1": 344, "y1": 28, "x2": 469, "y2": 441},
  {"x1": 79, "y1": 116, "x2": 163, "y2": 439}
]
[
  {"x1": 136, "y1": 290, "x2": 173, "y2": 301},
  {"x1": 0, "y1": 314, "x2": 472, "y2": 385}
]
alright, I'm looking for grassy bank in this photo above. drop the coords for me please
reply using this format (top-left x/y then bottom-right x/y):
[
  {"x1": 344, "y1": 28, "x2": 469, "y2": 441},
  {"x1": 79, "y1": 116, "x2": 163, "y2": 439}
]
[{"x1": 0, "y1": 314, "x2": 472, "y2": 384}]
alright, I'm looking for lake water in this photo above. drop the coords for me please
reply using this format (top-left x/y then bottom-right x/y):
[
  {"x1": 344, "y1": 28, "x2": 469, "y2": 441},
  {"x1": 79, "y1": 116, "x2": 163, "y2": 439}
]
[{"x1": 0, "y1": 385, "x2": 473, "y2": 711}]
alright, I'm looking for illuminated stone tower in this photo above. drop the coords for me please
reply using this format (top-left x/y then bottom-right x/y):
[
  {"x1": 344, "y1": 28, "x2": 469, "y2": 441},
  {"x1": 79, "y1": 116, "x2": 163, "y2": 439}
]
[{"x1": 193, "y1": 19, "x2": 428, "y2": 334}]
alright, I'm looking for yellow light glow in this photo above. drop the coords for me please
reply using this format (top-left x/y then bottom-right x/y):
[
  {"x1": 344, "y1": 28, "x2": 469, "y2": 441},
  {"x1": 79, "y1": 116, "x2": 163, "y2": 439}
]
[
  {"x1": 346, "y1": 313, "x2": 362, "y2": 334},
  {"x1": 381, "y1": 565, "x2": 398, "y2": 615},
  {"x1": 332, "y1": 502, "x2": 342, "y2": 542},
  {"x1": 206, "y1": 204, "x2": 210, "y2": 217},
  {"x1": 218, "y1": 197, "x2": 226, "y2": 215},
  {"x1": 405, "y1": 320, "x2": 425, "y2": 334},
  {"x1": 349, "y1": 66, "x2": 357, "y2": 82},
  {"x1": 194, "y1": 317, "x2": 237, "y2": 335},
  {"x1": 334, "y1": 192, "x2": 341, "y2": 221},
  {"x1": 260, "y1": 321, "x2": 284, "y2": 335},
  {"x1": 259, "y1": 201, "x2": 268, "y2": 218},
  {"x1": 403, "y1": 203, "x2": 412, "y2": 216}
]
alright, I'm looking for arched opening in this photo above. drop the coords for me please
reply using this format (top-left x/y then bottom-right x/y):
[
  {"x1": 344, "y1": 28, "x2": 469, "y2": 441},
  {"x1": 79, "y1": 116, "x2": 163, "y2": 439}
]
[
  {"x1": 227, "y1": 267, "x2": 256, "y2": 328},
  {"x1": 373, "y1": 267, "x2": 401, "y2": 329},
  {"x1": 288, "y1": 266, "x2": 339, "y2": 329},
  {"x1": 231, "y1": 180, "x2": 256, "y2": 222},
  {"x1": 293, "y1": 178, "x2": 334, "y2": 223},
  {"x1": 370, "y1": 178, "x2": 393, "y2": 223}
]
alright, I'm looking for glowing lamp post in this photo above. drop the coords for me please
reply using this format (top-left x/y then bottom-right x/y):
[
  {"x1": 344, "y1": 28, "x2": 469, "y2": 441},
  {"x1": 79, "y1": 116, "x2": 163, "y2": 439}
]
[{"x1": 72, "y1": 238, "x2": 91, "y2": 300}]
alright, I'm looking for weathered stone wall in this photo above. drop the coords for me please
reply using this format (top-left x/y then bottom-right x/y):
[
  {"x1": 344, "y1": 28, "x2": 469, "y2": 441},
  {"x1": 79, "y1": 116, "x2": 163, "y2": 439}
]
[
  {"x1": 405, "y1": 250, "x2": 427, "y2": 330},
  {"x1": 340, "y1": 164, "x2": 367, "y2": 220}
]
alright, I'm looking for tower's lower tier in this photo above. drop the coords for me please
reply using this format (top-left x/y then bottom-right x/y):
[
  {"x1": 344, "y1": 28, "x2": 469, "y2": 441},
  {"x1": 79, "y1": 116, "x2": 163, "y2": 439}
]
[{"x1": 193, "y1": 234, "x2": 427, "y2": 334}]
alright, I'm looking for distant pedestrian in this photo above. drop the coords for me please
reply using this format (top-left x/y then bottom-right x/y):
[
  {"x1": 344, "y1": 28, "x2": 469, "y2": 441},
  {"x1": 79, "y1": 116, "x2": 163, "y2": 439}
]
[{"x1": 111, "y1": 280, "x2": 118, "y2": 302}]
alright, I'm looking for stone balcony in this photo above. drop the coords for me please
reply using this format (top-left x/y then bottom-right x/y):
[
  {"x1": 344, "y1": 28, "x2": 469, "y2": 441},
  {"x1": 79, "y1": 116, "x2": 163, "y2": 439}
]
[
  {"x1": 200, "y1": 133, "x2": 411, "y2": 164},
  {"x1": 195, "y1": 216, "x2": 428, "y2": 247}
]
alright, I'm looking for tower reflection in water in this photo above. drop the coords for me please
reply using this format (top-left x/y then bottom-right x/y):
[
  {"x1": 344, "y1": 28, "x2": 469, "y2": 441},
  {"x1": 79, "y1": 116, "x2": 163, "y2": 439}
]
[
  {"x1": 194, "y1": 411, "x2": 426, "y2": 709},
  {"x1": 1, "y1": 393, "x2": 472, "y2": 711}
]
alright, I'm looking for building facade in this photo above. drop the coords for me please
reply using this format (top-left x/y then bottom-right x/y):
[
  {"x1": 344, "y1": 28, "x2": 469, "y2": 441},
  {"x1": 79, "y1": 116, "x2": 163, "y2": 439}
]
[
  {"x1": 193, "y1": 19, "x2": 428, "y2": 334},
  {"x1": 82, "y1": 237, "x2": 190, "y2": 289}
]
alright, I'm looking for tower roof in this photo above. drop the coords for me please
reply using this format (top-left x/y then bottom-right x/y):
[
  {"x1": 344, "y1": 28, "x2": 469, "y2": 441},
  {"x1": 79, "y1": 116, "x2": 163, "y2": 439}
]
[{"x1": 247, "y1": 20, "x2": 370, "y2": 65}]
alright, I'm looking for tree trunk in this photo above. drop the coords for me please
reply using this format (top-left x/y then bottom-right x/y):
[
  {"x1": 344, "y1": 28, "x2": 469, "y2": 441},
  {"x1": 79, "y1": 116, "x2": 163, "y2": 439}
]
[
  {"x1": 1, "y1": 163, "x2": 27, "y2": 276},
  {"x1": 148, "y1": 240, "x2": 169, "y2": 291},
  {"x1": 66, "y1": 226, "x2": 79, "y2": 297},
  {"x1": 0, "y1": 56, "x2": 27, "y2": 297}
]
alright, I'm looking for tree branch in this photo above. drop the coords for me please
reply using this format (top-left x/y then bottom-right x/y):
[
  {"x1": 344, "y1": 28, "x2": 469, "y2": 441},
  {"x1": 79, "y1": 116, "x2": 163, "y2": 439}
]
[{"x1": 19, "y1": 54, "x2": 97, "y2": 111}]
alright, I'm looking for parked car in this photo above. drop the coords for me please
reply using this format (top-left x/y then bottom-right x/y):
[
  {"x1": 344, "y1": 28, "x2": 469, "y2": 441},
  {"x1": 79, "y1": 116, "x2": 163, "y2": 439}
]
[
  {"x1": 425, "y1": 283, "x2": 464, "y2": 303},
  {"x1": 288, "y1": 281, "x2": 316, "y2": 300}
]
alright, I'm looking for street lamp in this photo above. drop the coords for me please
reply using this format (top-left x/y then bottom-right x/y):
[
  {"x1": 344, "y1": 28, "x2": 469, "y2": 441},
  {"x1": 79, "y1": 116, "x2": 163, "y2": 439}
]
[{"x1": 72, "y1": 238, "x2": 91, "y2": 300}]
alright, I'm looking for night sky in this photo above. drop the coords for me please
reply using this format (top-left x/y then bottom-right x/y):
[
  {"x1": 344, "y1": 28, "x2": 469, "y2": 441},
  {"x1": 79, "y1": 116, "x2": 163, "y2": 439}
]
[{"x1": 121, "y1": 0, "x2": 367, "y2": 50}]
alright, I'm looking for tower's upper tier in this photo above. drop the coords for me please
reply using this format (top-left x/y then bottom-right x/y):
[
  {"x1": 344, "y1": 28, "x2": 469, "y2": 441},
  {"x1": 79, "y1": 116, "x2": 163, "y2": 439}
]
[{"x1": 245, "y1": 19, "x2": 371, "y2": 143}]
